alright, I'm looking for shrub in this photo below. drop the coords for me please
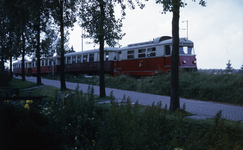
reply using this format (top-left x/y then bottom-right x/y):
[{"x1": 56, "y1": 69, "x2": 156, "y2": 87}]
[
  {"x1": 2, "y1": 85, "x2": 242, "y2": 149},
  {"x1": 0, "y1": 71, "x2": 10, "y2": 87},
  {"x1": 0, "y1": 103, "x2": 64, "y2": 150}
]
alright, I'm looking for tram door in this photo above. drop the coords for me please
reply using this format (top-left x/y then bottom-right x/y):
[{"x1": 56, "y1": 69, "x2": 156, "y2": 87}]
[
  {"x1": 164, "y1": 45, "x2": 172, "y2": 72},
  {"x1": 115, "y1": 51, "x2": 122, "y2": 76}
]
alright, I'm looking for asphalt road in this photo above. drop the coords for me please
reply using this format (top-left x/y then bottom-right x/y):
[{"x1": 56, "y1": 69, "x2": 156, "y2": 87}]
[{"x1": 15, "y1": 76, "x2": 243, "y2": 122}]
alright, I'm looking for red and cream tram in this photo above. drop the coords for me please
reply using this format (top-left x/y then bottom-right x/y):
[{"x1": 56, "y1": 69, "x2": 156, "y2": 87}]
[
  {"x1": 13, "y1": 36, "x2": 197, "y2": 77},
  {"x1": 114, "y1": 36, "x2": 197, "y2": 76}
]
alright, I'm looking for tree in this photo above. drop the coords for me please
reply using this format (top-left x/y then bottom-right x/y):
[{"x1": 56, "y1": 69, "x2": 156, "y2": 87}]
[
  {"x1": 49, "y1": 0, "x2": 77, "y2": 90},
  {"x1": 17, "y1": 0, "x2": 34, "y2": 81},
  {"x1": 0, "y1": 0, "x2": 17, "y2": 72},
  {"x1": 78, "y1": 0, "x2": 144, "y2": 97},
  {"x1": 0, "y1": 0, "x2": 50, "y2": 82},
  {"x1": 29, "y1": 0, "x2": 53, "y2": 85},
  {"x1": 239, "y1": 64, "x2": 243, "y2": 74},
  {"x1": 155, "y1": 0, "x2": 206, "y2": 111},
  {"x1": 0, "y1": 0, "x2": 33, "y2": 81},
  {"x1": 0, "y1": 0, "x2": 26, "y2": 77},
  {"x1": 225, "y1": 60, "x2": 233, "y2": 73},
  {"x1": 0, "y1": 0, "x2": 8, "y2": 71}
]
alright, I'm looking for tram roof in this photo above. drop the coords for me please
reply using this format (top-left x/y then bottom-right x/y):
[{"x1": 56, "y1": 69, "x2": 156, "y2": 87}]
[
  {"x1": 64, "y1": 47, "x2": 119, "y2": 57},
  {"x1": 119, "y1": 36, "x2": 194, "y2": 50}
]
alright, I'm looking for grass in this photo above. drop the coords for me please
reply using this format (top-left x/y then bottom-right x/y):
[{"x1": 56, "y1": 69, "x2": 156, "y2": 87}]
[
  {"x1": 0, "y1": 78, "x2": 41, "y2": 97},
  {"x1": 9, "y1": 78, "x2": 41, "y2": 89},
  {"x1": 18, "y1": 84, "x2": 112, "y2": 103}
]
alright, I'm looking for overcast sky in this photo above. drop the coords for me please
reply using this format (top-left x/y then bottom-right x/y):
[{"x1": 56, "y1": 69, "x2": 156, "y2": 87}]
[{"x1": 69, "y1": 0, "x2": 243, "y2": 69}]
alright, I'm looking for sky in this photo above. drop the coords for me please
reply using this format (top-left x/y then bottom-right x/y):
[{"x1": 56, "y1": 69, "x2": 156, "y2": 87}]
[{"x1": 68, "y1": 0, "x2": 243, "y2": 69}]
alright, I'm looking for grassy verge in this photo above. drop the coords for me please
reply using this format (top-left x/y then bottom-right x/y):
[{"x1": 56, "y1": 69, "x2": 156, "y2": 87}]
[
  {"x1": 9, "y1": 78, "x2": 41, "y2": 89},
  {"x1": 44, "y1": 72, "x2": 243, "y2": 106},
  {"x1": 0, "y1": 78, "x2": 41, "y2": 97},
  {"x1": 18, "y1": 84, "x2": 111, "y2": 103}
]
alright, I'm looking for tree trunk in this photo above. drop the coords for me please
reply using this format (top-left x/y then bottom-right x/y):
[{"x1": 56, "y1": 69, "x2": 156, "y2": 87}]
[
  {"x1": 9, "y1": 56, "x2": 13, "y2": 78},
  {"x1": 170, "y1": 0, "x2": 180, "y2": 112},
  {"x1": 99, "y1": 39, "x2": 106, "y2": 97},
  {"x1": 60, "y1": 0, "x2": 66, "y2": 90},
  {"x1": 36, "y1": 13, "x2": 41, "y2": 84},
  {"x1": 99, "y1": 0, "x2": 106, "y2": 97},
  {"x1": 21, "y1": 32, "x2": 25, "y2": 81},
  {"x1": 9, "y1": 36, "x2": 13, "y2": 78},
  {"x1": 0, "y1": 58, "x2": 4, "y2": 71}
]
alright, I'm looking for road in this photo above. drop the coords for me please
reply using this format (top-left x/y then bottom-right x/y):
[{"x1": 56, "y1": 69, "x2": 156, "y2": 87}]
[{"x1": 15, "y1": 76, "x2": 243, "y2": 122}]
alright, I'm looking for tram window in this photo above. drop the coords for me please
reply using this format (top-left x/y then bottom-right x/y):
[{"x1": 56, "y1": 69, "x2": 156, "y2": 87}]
[
  {"x1": 188, "y1": 47, "x2": 193, "y2": 55},
  {"x1": 67, "y1": 57, "x2": 71, "y2": 64},
  {"x1": 83, "y1": 55, "x2": 87, "y2": 62},
  {"x1": 89, "y1": 54, "x2": 94, "y2": 62},
  {"x1": 179, "y1": 46, "x2": 193, "y2": 55},
  {"x1": 42, "y1": 60, "x2": 44, "y2": 66},
  {"x1": 165, "y1": 45, "x2": 171, "y2": 55},
  {"x1": 77, "y1": 55, "x2": 81, "y2": 63},
  {"x1": 127, "y1": 50, "x2": 134, "y2": 59},
  {"x1": 72, "y1": 56, "x2": 76, "y2": 64},
  {"x1": 45, "y1": 60, "x2": 48, "y2": 66},
  {"x1": 49, "y1": 60, "x2": 52, "y2": 65},
  {"x1": 105, "y1": 52, "x2": 109, "y2": 60},
  {"x1": 179, "y1": 47, "x2": 185, "y2": 54},
  {"x1": 147, "y1": 47, "x2": 156, "y2": 57},
  {"x1": 138, "y1": 49, "x2": 146, "y2": 58}
]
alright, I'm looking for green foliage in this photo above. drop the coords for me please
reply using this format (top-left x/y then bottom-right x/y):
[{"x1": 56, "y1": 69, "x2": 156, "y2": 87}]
[
  {"x1": 0, "y1": 103, "x2": 64, "y2": 150},
  {"x1": 110, "y1": 73, "x2": 243, "y2": 105},
  {"x1": 183, "y1": 111, "x2": 243, "y2": 150},
  {"x1": 106, "y1": 74, "x2": 138, "y2": 91},
  {"x1": 9, "y1": 78, "x2": 39, "y2": 89},
  {"x1": 225, "y1": 60, "x2": 233, "y2": 72},
  {"x1": 0, "y1": 71, "x2": 10, "y2": 87},
  {"x1": 38, "y1": 85, "x2": 107, "y2": 149},
  {"x1": 78, "y1": 0, "x2": 133, "y2": 47},
  {"x1": 1, "y1": 84, "x2": 243, "y2": 149},
  {"x1": 96, "y1": 99, "x2": 243, "y2": 150}
]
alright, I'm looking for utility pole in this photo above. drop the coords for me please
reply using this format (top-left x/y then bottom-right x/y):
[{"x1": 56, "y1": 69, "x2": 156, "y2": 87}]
[{"x1": 182, "y1": 20, "x2": 188, "y2": 39}]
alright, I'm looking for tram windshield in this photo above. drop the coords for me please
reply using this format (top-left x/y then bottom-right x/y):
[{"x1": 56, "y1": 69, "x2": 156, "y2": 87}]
[{"x1": 179, "y1": 46, "x2": 195, "y2": 55}]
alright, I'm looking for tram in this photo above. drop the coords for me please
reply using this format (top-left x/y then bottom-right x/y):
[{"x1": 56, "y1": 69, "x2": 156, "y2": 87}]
[{"x1": 13, "y1": 36, "x2": 197, "y2": 77}]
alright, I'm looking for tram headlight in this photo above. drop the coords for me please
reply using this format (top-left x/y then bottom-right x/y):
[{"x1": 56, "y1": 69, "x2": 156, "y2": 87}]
[
  {"x1": 182, "y1": 60, "x2": 186, "y2": 64},
  {"x1": 192, "y1": 60, "x2": 197, "y2": 64}
]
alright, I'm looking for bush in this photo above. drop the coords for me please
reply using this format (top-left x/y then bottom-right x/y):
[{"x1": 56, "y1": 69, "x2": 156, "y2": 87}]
[
  {"x1": 179, "y1": 72, "x2": 243, "y2": 105},
  {"x1": 1, "y1": 85, "x2": 242, "y2": 149},
  {"x1": 0, "y1": 71, "x2": 10, "y2": 87},
  {"x1": 96, "y1": 99, "x2": 243, "y2": 150},
  {"x1": 0, "y1": 103, "x2": 64, "y2": 150},
  {"x1": 106, "y1": 74, "x2": 138, "y2": 91}
]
